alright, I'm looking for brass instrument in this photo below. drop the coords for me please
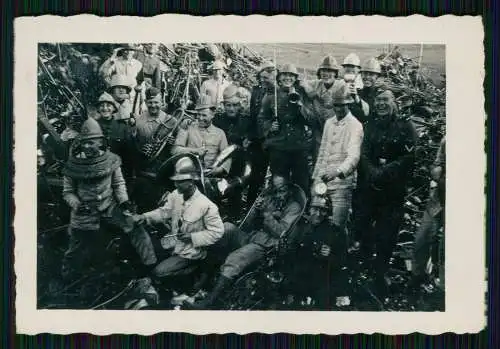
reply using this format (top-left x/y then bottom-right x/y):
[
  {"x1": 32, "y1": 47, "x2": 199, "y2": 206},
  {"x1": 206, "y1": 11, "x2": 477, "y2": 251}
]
[{"x1": 141, "y1": 108, "x2": 195, "y2": 163}]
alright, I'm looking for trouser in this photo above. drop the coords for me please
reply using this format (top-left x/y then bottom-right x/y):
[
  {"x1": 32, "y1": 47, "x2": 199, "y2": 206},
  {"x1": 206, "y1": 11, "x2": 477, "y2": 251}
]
[
  {"x1": 412, "y1": 207, "x2": 444, "y2": 279},
  {"x1": 62, "y1": 206, "x2": 157, "y2": 280},
  {"x1": 268, "y1": 148, "x2": 310, "y2": 194},
  {"x1": 152, "y1": 255, "x2": 201, "y2": 278},
  {"x1": 219, "y1": 222, "x2": 267, "y2": 280},
  {"x1": 246, "y1": 140, "x2": 269, "y2": 205},
  {"x1": 352, "y1": 187, "x2": 405, "y2": 276}
]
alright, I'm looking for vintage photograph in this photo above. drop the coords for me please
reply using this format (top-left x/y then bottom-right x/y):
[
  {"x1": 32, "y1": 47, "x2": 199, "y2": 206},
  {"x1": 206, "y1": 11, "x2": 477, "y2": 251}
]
[{"x1": 36, "y1": 42, "x2": 446, "y2": 312}]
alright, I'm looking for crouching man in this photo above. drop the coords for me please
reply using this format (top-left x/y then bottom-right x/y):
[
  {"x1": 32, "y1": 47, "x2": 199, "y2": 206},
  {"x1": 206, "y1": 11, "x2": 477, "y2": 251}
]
[
  {"x1": 132, "y1": 156, "x2": 225, "y2": 280},
  {"x1": 186, "y1": 174, "x2": 301, "y2": 309},
  {"x1": 61, "y1": 118, "x2": 157, "y2": 284}
]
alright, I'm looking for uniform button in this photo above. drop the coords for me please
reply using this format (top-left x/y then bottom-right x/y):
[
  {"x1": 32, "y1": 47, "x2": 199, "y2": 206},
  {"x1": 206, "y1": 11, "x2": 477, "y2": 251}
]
[{"x1": 97, "y1": 195, "x2": 102, "y2": 200}]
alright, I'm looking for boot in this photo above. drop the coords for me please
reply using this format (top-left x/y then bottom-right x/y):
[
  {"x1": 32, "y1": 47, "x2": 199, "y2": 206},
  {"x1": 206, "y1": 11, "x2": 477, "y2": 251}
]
[{"x1": 184, "y1": 275, "x2": 232, "y2": 310}]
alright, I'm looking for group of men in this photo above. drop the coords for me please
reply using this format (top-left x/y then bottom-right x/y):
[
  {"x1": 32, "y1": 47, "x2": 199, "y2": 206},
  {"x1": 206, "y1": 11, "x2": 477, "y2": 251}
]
[{"x1": 57, "y1": 44, "x2": 445, "y2": 308}]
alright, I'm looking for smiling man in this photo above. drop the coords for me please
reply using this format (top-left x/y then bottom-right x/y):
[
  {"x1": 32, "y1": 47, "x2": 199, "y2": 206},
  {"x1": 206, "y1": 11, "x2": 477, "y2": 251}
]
[{"x1": 352, "y1": 87, "x2": 418, "y2": 297}]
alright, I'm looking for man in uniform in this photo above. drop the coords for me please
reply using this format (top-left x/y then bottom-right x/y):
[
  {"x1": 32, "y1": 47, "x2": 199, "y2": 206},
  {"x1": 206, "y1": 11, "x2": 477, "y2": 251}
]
[
  {"x1": 173, "y1": 97, "x2": 230, "y2": 176},
  {"x1": 352, "y1": 87, "x2": 418, "y2": 296},
  {"x1": 94, "y1": 92, "x2": 135, "y2": 181},
  {"x1": 199, "y1": 60, "x2": 231, "y2": 109},
  {"x1": 258, "y1": 63, "x2": 311, "y2": 194},
  {"x1": 359, "y1": 58, "x2": 384, "y2": 112},
  {"x1": 99, "y1": 44, "x2": 143, "y2": 93},
  {"x1": 310, "y1": 84, "x2": 364, "y2": 252},
  {"x1": 246, "y1": 60, "x2": 276, "y2": 206},
  {"x1": 132, "y1": 156, "x2": 224, "y2": 279},
  {"x1": 61, "y1": 118, "x2": 157, "y2": 289},
  {"x1": 187, "y1": 174, "x2": 301, "y2": 309},
  {"x1": 135, "y1": 43, "x2": 162, "y2": 90}
]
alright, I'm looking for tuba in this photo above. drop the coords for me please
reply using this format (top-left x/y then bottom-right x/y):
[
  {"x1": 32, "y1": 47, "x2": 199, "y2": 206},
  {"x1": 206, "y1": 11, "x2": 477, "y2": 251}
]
[{"x1": 288, "y1": 86, "x2": 301, "y2": 105}]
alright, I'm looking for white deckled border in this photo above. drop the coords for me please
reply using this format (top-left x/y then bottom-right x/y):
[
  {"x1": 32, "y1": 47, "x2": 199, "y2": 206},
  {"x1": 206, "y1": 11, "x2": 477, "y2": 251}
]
[{"x1": 14, "y1": 14, "x2": 486, "y2": 335}]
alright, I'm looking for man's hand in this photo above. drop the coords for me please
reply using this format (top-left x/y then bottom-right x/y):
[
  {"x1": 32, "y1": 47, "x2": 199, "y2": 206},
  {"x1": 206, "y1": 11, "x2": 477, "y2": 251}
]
[
  {"x1": 132, "y1": 214, "x2": 146, "y2": 225},
  {"x1": 254, "y1": 197, "x2": 265, "y2": 210},
  {"x1": 119, "y1": 201, "x2": 134, "y2": 216},
  {"x1": 165, "y1": 135, "x2": 176, "y2": 145},
  {"x1": 242, "y1": 138, "x2": 251, "y2": 149},
  {"x1": 208, "y1": 166, "x2": 225, "y2": 177},
  {"x1": 321, "y1": 171, "x2": 338, "y2": 183},
  {"x1": 177, "y1": 231, "x2": 191, "y2": 243},
  {"x1": 348, "y1": 83, "x2": 358, "y2": 96},
  {"x1": 270, "y1": 121, "x2": 280, "y2": 132},
  {"x1": 134, "y1": 85, "x2": 143, "y2": 92}
]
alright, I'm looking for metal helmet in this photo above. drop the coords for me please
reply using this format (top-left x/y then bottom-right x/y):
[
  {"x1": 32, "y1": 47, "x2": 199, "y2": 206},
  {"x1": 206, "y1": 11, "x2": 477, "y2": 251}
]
[
  {"x1": 210, "y1": 60, "x2": 226, "y2": 71},
  {"x1": 96, "y1": 92, "x2": 119, "y2": 112},
  {"x1": 257, "y1": 60, "x2": 276, "y2": 74},
  {"x1": 77, "y1": 117, "x2": 104, "y2": 141},
  {"x1": 342, "y1": 53, "x2": 361, "y2": 67},
  {"x1": 317, "y1": 55, "x2": 340, "y2": 72},
  {"x1": 170, "y1": 157, "x2": 199, "y2": 181},
  {"x1": 109, "y1": 74, "x2": 133, "y2": 92},
  {"x1": 361, "y1": 58, "x2": 382, "y2": 74},
  {"x1": 222, "y1": 84, "x2": 241, "y2": 103},
  {"x1": 332, "y1": 83, "x2": 354, "y2": 105},
  {"x1": 278, "y1": 63, "x2": 299, "y2": 77}
]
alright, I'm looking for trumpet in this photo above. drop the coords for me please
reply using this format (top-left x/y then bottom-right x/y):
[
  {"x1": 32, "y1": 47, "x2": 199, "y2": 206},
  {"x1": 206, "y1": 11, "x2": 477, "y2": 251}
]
[{"x1": 288, "y1": 86, "x2": 301, "y2": 104}]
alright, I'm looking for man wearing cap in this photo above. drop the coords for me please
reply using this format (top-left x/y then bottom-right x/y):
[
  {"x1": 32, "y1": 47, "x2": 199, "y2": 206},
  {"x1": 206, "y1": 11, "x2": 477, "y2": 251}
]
[
  {"x1": 94, "y1": 92, "x2": 135, "y2": 180},
  {"x1": 300, "y1": 55, "x2": 345, "y2": 159},
  {"x1": 132, "y1": 87, "x2": 178, "y2": 164},
  {"x1": 359, "y1": 58, "x2": 384, "y2": 111},
  {"x1": 353, "y1": 87, "x2": 418, "y2": 296},
  {"x1": 173, "y1": 96, "x2": 230, "y2": 176},
  {"x1": 199, "y1": 60, "x2": 231, "y2": 108},
  {"x1": 258, "y1": 63, "x2": 311, "y2": 194},
  {"x1": 108, "y1": 74, "x2": 135, "y2": 121},
  {"x1": 246, "y1": 60, "x2": 276, "y2": 205},
  {"x1": 132, "y1": 156, "x2": 224, "y2": 279},
  {"x1": 61, "y1": 118, "x2": 157, "y2": 289},
  {"x1": 311, "y1": 83, "x2": 363, "y2": 250},
  {"x1": 99, "y1": 44, "x2": 143, "y2": 91},
  {"x1": 135, "y1": 43, "x2": 162, "y2": 90}
]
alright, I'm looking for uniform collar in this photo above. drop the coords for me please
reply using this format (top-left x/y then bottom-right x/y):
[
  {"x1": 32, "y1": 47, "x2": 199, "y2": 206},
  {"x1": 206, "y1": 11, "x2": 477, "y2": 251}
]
[{"x1": 333, "y1": 111, "x2": 353, "y2": 125}]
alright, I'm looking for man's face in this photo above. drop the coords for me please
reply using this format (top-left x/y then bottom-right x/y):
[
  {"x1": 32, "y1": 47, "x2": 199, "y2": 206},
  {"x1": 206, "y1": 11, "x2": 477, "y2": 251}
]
[
  {"x1": 174, "y1": 179, "x2": 195, "y2": 195},
  {"x1": 80, "y1": 138, "x2": 104, "y2": 158},
  {"x1": 361, "y1": 71, "x2": 379, "y2": 88},
  {"x1": 123, "y1": 49, "x2": 135, "y2": 60},
  {"x1": 224, "y1": 100, "x2": 240, "y2": 117},
  {"x1": 197, "y1": 108, "x2": 215, "y2": 128},
  {"x1": 260, "y1": 67, "x2": 277, "y2": 86},
  {"x1": 343, "y1": 65, "x2": 359, "y2": 75},
  {"x1": 272, "y1": 176, "x2": 288, "y2": 202},
  {"x1": 333, "y1": 103, "x2": 349, "y2": 119},
  {"x1": 212, "y1": 68, "x2": 223, "y2": 79},
  {"x1": 111, "y1": 86, "x2": 129, "y2": 102},
  {"x1": 278, "y1": 73, "x2": 296, "y2": 88},
  {"x1": 319, "y1": 69, "x2": 337, "y2": 83},
  {"x1": 374, "y1": 94, "x2": 394, "y2": 117},
  {"x1": 98, "y1": 102, "x2": 115, "y2": 120},
  {"x1": 145, "y1": 97, "x2": 162, "y2": 116},
  {"x1": 144, "y1": 44, "x2": 154, "y2": 54}
]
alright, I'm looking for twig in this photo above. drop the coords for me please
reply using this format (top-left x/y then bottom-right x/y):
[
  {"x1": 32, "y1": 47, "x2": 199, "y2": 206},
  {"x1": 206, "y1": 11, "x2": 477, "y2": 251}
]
[{"x1": 91, "y1": 279, "x2": 136, "y2": 310}]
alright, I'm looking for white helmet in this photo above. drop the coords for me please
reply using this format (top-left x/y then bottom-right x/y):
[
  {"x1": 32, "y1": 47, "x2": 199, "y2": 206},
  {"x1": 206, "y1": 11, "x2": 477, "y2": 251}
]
[{"x1": 342, "y1": 53, "x2": 361, "y2": 67}]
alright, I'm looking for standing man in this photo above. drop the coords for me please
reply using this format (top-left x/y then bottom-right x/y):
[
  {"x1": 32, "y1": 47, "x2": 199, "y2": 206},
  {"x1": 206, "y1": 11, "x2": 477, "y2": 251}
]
[
  {"x1": 310, "y1": 84, "x2": 364, "y2": 253},
  {"x1": 258, "y1": 63, "x2": 311, "y2": 194},
  {"x1": 173, "y1": 97, "x2": 230, "y2": 176},
  {"x1": 359, "y1": 58, "x2": 384, "y2": 111},
  {"x1": 136, "y1": 43, "x2": 162, "y2": 90},
  {"x1": 199, "y1": 60, "x2": 231, "y2": 109},
  {"x1": 132, "y1": 156, "x2": 224, "y2": 279},
  {"x1": 246, "y1": 60, "x2": 276, "y2": 206},
  {"x1": 410, "y1": 137, "x2": 445, "y2": 291},
  {"x1": 300, "y1": 55, "x2": 345, "y2": 160},
  {"x1": 341, "y1": 53, "x2": 363, "y2": 90},
  {"x1": 352, "y1": 87, "x2": 418, "y2": 296},
  {"x1": 99, "y1": 44, "x2": 143, "y2": 92}
]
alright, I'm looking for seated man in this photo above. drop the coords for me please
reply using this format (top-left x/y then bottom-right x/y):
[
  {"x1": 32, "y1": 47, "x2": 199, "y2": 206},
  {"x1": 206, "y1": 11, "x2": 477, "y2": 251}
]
[
  {"x1": 132, "y1": 156, "x2": 224, "y2": 280},
  {"x1": 187, "y1": 174, "x2": 301, "y2": 309}
]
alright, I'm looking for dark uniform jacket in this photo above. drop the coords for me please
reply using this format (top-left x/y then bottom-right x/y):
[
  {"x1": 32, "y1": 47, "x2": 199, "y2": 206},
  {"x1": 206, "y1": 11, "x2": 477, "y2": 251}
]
[
  {"x1": 257, "y1": 86, "x2": 310, "y2": 151},
  {"x1": 249, "y1": 84, "x2": 267, "y2": 141},
  {"x1": 357, "y1": 114, "x2": 418, "y2": 200}
]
